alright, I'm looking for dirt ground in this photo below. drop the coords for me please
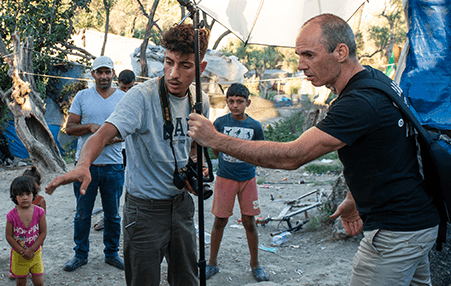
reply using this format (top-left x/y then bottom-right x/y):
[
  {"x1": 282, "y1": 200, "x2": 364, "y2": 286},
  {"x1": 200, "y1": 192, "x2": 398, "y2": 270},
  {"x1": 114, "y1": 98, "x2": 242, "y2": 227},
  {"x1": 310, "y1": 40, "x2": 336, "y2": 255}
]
[
  {"x1": 0, "y1": 160, "x2": 361, "y2": 286},
  {"x1": 0, "y1": 102, "x2": 362, "y2": 286}
]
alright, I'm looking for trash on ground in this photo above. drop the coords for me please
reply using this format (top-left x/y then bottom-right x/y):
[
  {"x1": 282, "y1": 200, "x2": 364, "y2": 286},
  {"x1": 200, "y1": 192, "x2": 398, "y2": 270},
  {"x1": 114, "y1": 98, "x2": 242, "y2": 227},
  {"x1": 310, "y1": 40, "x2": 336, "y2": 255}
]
[{"x1": 259, "y1": 244, "x2": 277, "y2": 254}]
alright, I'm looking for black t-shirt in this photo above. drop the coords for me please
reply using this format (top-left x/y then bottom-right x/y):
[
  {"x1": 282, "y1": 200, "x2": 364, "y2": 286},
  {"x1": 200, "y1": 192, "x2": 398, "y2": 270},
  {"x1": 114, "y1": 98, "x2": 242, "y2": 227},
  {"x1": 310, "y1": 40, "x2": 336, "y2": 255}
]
[{"x1": 316, "y1": 66, "x2": 439, "y2": 231}]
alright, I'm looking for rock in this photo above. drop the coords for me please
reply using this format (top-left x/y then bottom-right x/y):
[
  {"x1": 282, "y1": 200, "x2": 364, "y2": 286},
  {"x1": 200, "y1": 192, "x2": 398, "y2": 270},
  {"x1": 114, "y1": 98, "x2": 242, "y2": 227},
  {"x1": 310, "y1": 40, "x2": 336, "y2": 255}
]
[
  {"x1": 327, "y1": 174, "x2": 353, "y2": 240},
  {"x1": 332, "y1": 219, "x2": 350, "y2": 241},
  {"x1": 17, "y1": 161, "x2": 28, "y2": 167},
  {"x1": 326, "y1": 174, "x2": 349, "y2": 214}
]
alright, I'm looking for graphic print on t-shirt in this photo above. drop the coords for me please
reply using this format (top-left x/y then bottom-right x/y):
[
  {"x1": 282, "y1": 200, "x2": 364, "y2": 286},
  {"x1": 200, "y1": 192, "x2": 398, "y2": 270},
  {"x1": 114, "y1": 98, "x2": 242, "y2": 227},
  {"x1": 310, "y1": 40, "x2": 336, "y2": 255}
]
[{"x1": 222, "y1": 126, "x2": 254, "y2": 163}]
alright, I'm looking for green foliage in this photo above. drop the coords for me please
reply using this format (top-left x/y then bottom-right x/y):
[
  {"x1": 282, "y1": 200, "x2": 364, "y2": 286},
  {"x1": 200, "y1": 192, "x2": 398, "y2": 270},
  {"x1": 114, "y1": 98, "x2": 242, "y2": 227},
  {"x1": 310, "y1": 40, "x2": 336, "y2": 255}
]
[
  {"x1": 0, "y1": 64, "x2": 12, "y2": 91},
  {"x1": 256, "y1": 177, "x2": 266, "y2": 185},
  {"x1": 358, "y1": 0, "x2": 406, "y2": 66},
  {"x1": 368, "y1": 26, "x2": 390, "y2": 56},
  {"x1": 285, "y1": 78, "x2": 303, "y2": 95},
  {"x1": 58, "y1": 81, "x2": 88, "y2": 132},
  {"x1": 305, "y1": 150, "x2": 342, "y2": 175},
  {"x1": 62, "y1": 142, "x2": 77, "y2": 164},
  {"x1": 1, "y1": 0, "x2": 90, "y2": 52},
  {"x1": 318, "y1": 151, "x2": 338, "y2": 161},
  {"x1": 263, "y1": 111, "x2": 304, "y2": 142},
  {"x1": 221, "y1": 40, "x2": 282, "y2": 72},
  {"x1": 243, "y1": 78, "x2": 259, "y2": 96},
  {"x1": 304, "y1": 202, "x2": 335, "y2": 231},
  {"x1": 304, "y1": 163, "x2": 342, "y2": 175},
  {"x1": 0, "y1": 0, "x2": 91, "y2": 89},
  {"x1": 207, "y1": 148, "x2": 217, "y2": 160},
  {"x1": 263, "y1": 90, "x2": 277, "y2": 101},
  {"x1": 35, "y1": 78, "x2": 48, "y2": 100}
]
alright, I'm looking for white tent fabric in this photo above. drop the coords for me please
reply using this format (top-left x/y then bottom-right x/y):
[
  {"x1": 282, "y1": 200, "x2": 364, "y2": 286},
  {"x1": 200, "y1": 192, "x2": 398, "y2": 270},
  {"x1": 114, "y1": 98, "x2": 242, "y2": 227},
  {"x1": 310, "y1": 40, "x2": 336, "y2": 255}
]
[{"x1": 196, "y1": 0, "x2": 366, "y2": 47}]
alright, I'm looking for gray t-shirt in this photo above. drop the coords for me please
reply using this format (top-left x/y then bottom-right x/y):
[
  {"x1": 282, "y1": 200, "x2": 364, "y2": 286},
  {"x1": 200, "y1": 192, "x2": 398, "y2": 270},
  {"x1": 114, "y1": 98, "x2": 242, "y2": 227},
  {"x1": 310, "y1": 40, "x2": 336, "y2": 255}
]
[
  {"x1": 69, "y1": 87, "x2": 125, "y2": 164},
  {"x1": 106, "y1": 77, "x2": 210, "y2": 199}
]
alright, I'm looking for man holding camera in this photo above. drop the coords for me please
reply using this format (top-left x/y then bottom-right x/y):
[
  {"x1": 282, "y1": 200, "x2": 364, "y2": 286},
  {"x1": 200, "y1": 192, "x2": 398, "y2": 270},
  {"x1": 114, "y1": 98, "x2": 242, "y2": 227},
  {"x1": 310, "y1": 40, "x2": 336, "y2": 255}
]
[{"x1": 46, "y1": 23, "x2": 210, "y2": 286}]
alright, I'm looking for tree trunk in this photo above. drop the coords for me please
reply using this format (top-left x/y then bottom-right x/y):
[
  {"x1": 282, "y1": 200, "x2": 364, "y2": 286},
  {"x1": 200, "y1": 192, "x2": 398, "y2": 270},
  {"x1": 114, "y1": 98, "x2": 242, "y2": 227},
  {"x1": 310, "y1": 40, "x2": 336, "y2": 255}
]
[
  {"x1": 139, "y1": 0, "x2": 160, "y2": 78},
  {"x1": 101, "y1": 0, "x2": 111, "y2": 56},
  {"x1": 302, "y1": 104, "x2": 328, "y2": 132},
  {"x1": 0, "y1": 33, "x2": 66, "y2": 174}
]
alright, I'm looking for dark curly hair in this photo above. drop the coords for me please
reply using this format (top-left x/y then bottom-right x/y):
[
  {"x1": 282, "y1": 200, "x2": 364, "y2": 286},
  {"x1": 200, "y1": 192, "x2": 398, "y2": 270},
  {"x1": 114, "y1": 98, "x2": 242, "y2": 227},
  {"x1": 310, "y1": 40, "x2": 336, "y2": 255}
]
[
  {"x1": 10, "y1": 176, "x2": 38, "y2": 205},
  {"x1": 23, "y1": 165, "x2": 42, "y2": 186},
  {"x1": 161, "y1": 23, "x2": 210, "y2": 60}
]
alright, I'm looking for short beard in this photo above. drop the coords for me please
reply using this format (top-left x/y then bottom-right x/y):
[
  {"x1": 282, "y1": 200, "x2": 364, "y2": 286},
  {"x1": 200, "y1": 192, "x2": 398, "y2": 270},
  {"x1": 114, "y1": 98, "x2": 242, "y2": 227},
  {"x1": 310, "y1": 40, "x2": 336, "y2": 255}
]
[{"x1": 97, "y1": 81, "x2": 111, "y2": 90}]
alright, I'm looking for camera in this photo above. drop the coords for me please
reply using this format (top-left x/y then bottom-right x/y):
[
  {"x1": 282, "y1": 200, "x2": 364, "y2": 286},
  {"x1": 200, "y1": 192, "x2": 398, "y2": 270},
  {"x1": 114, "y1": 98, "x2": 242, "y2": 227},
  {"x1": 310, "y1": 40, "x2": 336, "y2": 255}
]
[{"x1": 173, "y1": 157, "x2": 213, "y2": 200}]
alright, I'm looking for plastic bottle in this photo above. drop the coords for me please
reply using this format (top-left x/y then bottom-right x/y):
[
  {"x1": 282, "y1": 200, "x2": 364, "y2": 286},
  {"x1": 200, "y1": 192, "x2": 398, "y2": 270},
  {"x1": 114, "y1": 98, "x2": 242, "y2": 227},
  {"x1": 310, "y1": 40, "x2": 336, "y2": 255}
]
[
  {"x1": 195, "y1": 224, "x2": 211, "y2": 244},
  {"x1": 271, "y1": 231, "x2": 292, "y2": 246}
]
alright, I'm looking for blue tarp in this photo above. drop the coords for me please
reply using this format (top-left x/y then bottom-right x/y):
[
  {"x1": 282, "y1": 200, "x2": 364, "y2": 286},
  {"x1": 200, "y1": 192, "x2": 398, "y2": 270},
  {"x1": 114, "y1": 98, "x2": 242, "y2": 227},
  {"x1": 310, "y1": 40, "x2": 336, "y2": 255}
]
[
  {"x1": 400, "y1": 0, "x2": 451, "y2": 130},
  {"x1": 5, "y1": 120, "x2": 29, "y2": 159},
  {"x1": 5, "y1": 120, "x2": 70, "y2": 158}
]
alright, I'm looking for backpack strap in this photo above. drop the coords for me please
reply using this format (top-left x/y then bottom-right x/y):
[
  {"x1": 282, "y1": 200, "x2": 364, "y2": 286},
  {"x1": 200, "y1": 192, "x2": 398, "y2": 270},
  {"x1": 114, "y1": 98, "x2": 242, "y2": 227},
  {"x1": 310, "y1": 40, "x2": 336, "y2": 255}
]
[
  {"x1": 342, "y1": 77, "x2": 448, "y2": 250},
  {"x1": 342, "y1": 78, "x2": 432, "y2": 146}
]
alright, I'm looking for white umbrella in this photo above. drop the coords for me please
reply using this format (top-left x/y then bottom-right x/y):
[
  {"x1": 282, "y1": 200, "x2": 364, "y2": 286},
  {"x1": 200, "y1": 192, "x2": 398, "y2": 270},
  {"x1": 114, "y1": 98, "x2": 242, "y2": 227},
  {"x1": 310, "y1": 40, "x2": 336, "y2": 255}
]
[{"x1": 196, "y1": 0, "x2": 366, "y2": 48}]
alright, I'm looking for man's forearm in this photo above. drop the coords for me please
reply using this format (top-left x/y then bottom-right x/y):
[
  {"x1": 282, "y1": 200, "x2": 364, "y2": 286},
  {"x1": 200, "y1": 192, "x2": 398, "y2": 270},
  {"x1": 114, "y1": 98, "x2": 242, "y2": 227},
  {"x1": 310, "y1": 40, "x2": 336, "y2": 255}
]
[
  {"x1": 210, "y1": 133, "x2": 302, "y2": 170},
  {"x1": 188, "y1": 114, "x2": 339, "y2": 170},
  {"x1": 77, "y1": 133, "x2": 107, "y2": 167},
  {"x1": 66, "y1": 123, "x2": 100, "y2": 136}
]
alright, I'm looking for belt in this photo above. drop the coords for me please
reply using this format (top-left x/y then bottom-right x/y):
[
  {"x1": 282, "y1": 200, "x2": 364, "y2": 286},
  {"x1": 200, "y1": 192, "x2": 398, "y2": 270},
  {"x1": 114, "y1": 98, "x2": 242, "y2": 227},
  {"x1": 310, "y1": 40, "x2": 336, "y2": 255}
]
[{"x1": 92, "y1": 164, "x2": 107, "y2": 167}]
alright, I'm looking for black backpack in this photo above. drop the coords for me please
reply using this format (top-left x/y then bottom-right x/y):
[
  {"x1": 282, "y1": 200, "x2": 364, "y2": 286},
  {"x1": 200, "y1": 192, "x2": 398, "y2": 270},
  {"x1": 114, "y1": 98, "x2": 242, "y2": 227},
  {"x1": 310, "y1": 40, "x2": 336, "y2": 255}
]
[{"x1": 342, "y1": 72, "x2": 451, "y2": 250}]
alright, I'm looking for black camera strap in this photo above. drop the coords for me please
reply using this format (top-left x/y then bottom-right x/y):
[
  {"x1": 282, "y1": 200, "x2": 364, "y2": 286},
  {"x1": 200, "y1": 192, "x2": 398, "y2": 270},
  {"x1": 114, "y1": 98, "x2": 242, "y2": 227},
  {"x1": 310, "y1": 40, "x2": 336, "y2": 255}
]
[{"x1": 158, "y1": 76, "x2": 194, "y2": 182}]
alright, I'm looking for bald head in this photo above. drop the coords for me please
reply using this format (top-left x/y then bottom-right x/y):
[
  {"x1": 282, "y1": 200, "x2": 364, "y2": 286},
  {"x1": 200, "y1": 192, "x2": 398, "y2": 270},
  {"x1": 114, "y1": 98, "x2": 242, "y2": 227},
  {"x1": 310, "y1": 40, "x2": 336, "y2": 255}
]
[{"x1": 303, "y1": 14, "x2": 357, "y2": 59}]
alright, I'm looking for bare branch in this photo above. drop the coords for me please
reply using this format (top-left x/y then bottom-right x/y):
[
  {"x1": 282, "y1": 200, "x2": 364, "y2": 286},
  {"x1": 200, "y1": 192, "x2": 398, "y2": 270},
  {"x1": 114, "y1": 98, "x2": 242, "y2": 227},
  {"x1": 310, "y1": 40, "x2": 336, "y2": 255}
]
[
  {"x1": 212, "y1": 30, "x2": 231, "y2": 50},
  {"x1": 139, "y1": 0, "x2": 161, "y2": 78},
  {"x1": 136, "y1": 0, "x2": 150, "y2": 18},
  {"x1": 59, "y1": 43, "x2": 96, "y2": 60},
  {"x1": 359, "y1": 49, "x2": 384, "y2": 59},
  {"x1": 51, "y1": 46, "x2": 94, "y2": 61}
]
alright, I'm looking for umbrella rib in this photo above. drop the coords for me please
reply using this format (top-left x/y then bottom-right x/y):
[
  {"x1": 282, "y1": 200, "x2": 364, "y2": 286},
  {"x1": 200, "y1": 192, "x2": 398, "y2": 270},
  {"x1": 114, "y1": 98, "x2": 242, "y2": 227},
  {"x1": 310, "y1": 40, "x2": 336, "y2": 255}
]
[{"x1": 246, "y1": 0, "x2": 265, "y2": 45}]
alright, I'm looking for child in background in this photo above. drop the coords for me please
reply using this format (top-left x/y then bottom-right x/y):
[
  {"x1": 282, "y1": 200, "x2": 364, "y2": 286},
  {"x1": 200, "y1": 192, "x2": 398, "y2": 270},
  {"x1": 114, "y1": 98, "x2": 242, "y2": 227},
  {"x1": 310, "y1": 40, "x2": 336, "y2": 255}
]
[
  {"x1": 6, "y1": 176, "x2": 47, "y2": 286},
  {"x1": 206, "y1": 83, "x2": 269, "y2": 282},
  {"x1": 23, "y1": 166, "x2": 46, "y2": 211}
]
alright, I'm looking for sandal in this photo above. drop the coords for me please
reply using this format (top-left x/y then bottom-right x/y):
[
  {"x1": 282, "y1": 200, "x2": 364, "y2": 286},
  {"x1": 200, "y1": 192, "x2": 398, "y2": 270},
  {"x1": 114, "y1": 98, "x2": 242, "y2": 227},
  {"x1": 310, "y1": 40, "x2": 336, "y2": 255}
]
[
  {"x1": 205, "y1": 265, "x2": 219, "y2": 280},
  {"x1": 252, "y1": 267, "x2": 269, "y2": 282},
  {"x1": 94, "y1": 218, "x2": 104, "y2": 231}
]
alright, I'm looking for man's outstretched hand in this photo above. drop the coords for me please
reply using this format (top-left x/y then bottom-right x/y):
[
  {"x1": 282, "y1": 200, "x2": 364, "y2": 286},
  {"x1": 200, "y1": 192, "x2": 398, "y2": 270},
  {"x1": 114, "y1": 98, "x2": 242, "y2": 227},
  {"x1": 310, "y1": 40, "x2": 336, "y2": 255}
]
[
  {"x1": 187, "y1": 113, "x2": 218, "y2": 148},
  {"x1": 329, "y1": 197, "x2": 363, "y2": 236},
  {"x1": 45, "y1": 167, "x2": 91, "y2": 196}
]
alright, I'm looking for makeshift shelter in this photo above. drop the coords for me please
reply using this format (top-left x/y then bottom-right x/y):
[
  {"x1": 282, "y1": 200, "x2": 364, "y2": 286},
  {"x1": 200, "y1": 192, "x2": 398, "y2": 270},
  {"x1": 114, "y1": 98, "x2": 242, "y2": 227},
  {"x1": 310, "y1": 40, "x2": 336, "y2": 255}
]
[
  {"x1": 398, "y1": 0, "x2": 451, "y2": 135},
  {"x1": 396, "y1": 1, "x2": 451, "y2": 285},
  {"x1": 130, "y1": 45, "x2": 248, "y2": 90}
]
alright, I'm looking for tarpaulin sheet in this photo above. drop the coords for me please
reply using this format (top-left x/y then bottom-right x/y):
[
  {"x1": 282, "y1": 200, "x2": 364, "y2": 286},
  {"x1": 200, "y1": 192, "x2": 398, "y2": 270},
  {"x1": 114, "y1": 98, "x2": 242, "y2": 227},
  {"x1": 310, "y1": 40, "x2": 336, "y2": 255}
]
[{"x1": 400, "y1": 0, "x2": 451, "y2": 130}]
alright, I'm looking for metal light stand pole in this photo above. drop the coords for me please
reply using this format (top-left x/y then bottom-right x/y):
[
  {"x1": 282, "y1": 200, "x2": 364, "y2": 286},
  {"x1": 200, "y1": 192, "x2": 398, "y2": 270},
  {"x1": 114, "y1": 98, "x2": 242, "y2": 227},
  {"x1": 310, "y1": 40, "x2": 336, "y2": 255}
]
[{"x1": 177, "y1": 1, "x2": 207, "y2": 285}]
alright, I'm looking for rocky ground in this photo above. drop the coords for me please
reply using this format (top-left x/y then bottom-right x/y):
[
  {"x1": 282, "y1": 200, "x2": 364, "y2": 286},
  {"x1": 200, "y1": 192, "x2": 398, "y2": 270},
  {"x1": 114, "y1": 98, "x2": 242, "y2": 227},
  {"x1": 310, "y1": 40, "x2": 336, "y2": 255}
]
[{"x1": 0, "y1": 159, "x2": 361, "y2": 286}]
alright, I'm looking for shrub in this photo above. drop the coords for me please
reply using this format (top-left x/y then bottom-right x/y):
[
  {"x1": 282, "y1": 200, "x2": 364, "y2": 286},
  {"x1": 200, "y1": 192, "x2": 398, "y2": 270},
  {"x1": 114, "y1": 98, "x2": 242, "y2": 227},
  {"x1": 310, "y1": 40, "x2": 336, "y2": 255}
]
[
  {"x1": 264, "y1": 111, "x2": 304, "y2": 142},
  {"x1": 285, "y1": 78, "x2": 303, "y2": 95},
  {"x1": 304, "y1": 163, "x2": 342, "y2": 174}
]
